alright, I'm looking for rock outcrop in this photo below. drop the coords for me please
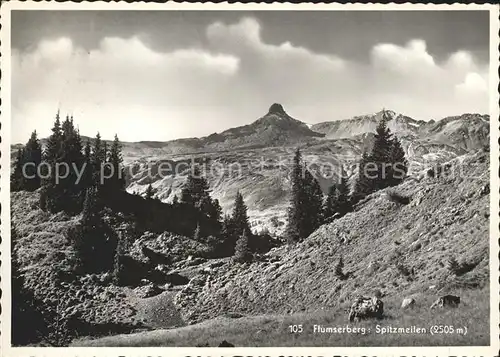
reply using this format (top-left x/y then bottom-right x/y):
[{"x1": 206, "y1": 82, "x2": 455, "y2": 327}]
[{"x1": 348, "y1": 296, "x2": 384, "y2": 322}]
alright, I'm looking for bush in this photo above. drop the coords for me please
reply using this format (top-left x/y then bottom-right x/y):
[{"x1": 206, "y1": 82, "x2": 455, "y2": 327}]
[
  {"x1": 447, "y1": 256, "x2": 478, "y2": 276},
  {"x1": 386, "y1": 191, "x2": 411, "y2": 205}
]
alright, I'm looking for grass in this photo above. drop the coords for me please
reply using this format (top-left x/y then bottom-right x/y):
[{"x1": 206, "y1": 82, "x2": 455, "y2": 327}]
[{"x1": 73, "y1": 287, "x2": 489, "y2": 347}]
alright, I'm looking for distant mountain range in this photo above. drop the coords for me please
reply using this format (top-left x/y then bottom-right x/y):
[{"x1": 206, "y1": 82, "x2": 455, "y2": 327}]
[{"x1": 11, "y1": 104, "x2": 490, "y2": 235}]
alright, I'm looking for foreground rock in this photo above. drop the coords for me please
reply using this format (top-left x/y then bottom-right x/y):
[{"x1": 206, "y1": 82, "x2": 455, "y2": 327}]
[
  {"x1": 401, "y1": 297, "x2": 416, "y2": 309},
  {"x1": 430, "y1": 295, "x2": 460, "y2": 309},
  {"x1": 348, "y1": 296, "x2": 384, "y2": 322}
]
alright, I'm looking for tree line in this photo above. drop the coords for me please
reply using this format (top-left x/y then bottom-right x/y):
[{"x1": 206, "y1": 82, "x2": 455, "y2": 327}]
[
  {"x1": 11, "y1": 112, "x2": 270, "y2": 272},
  {"x1": 286, "y1": 111, "x2": 407, "y2": 243}
]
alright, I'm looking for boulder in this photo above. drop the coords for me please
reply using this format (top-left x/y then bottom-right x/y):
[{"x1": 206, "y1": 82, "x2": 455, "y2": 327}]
[
  {"x1": 348, "y1": 296, "x2": 384, "y2": 322},
  {"x1": 401, "y1": 297, "x2": 416, "y2": 309},
  {"x1": 430, "y1": 295, "x2": 460, "y2": 309},
  {"x1": 218, "y1": 340, "x2": 235, "y2": 347},
  {"x1": 133, "y1": 283, "x2": 163, "y2": 298}
]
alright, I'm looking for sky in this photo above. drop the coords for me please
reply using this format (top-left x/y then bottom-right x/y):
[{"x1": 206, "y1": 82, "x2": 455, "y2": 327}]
[{"x1": 11, "y1": 10, "x2": 490, "y2": 144}]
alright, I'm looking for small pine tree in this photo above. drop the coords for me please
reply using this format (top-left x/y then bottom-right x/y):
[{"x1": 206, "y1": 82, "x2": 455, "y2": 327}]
[
  {"x1": 172, "y1": 194, "x2": 179, "y2": 205},
  {"x1": 234, "y1": 229, "x2": 251, "y2": 263},
  {"x1": 286, "y1": 148, "x2": 324, "y2": 242},
  {"x1": 304, "y1": 168, "x2": 324, "y2": 232},
  {"x1": 145, "y1": 184, "x2": 156, "y2": 200},
  {"x1": 286, "y1": 148, "x2": 305, "y2": 244},
  {"x1": 193, "y1": 222, "x2": 202, "y2": 241},
  {"x1": 334, "y1": 256, "x2": 345, "y2": 279}
]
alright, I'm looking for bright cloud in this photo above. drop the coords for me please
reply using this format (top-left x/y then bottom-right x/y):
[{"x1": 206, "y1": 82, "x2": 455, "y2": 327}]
[{"x1": 12, "y1": 17, "x2": 489, "y2": 144}]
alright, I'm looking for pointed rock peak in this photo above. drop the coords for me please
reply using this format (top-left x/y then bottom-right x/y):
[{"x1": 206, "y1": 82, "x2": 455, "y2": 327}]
[{"x1": 268, "y1": 103, "x2": 287, "y2": 116}]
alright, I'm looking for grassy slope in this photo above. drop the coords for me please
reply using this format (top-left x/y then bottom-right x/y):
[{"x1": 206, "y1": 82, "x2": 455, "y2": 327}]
[
  {"x1": 168, "y1": 151, "x2": 489, "y2": 324},
  {"x1": 74, "y1": 287, "x2": 489, "y2": 347}
]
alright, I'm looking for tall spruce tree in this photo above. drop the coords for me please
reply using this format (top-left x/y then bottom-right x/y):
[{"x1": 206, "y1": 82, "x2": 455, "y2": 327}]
[
  {"x1": 145, "y1": 184, "x2": 156, "y2": 200},
  {"x1": 303, "y1": 168, "x2": 324, "y2": 234},
  {"x1": 44, "y1": 111, "x2": 63, "y2": 164},
  {"x1": 231, "y1": 192, "x2": 251, "y2": 237},
  {"x1": 72, "y1": 187, "x2": 116, "y2": 273},
  {"x1": 387, "y1": 136, "x2": 408, "y2": 186},
  {"x1": 370, "y1": 110, "x2": 393, "y2": 190},
  {"x1": 11, "y1": 148, "x2": 25, "y2": 192},
  {"x1": 23, "y1": 131, "x2": 43, "y2": 191},
  {"x1": 351, "y1": 110, "x2": 408, "y2": 204},
  {"x1": 180, "y1": 166, "x2": 221, "y2": 237},
  {"x1": 107, "y1": 134, "x2": 125, "y2": 191},
  {"x1": 180, "y1": 167, "x2": 211, "y2": 207},
  {"x1": 286, "y1": 148, "x2": 324, "y2": 243},
  {"x1": 91, "y1": 132, "x2": 104, "y2": 186},
  {"x1": 42, "y1": 112, "x2": 64, "y2": 212},
  {"x1": 60, "y1": 116, "x2": 84, "y2": 213},
  {"x1": 351, "y1": 151, "x2": 373, "y2": 205},
  {"x1": 286, "y1": 148, "x2": 305, "y2": 243}
]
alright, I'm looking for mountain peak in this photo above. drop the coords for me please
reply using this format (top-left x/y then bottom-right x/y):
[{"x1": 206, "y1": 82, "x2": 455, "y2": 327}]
[{"x1": 268, "y1": 103, "x2": 287, "y2": 116}]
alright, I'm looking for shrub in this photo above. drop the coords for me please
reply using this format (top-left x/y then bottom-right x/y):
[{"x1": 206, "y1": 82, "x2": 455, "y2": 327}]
[
  {"x1": 334, "y1": 256, "x2": 345, "y2": 280},
  {"x1": 447, "y1": 256, "x2": 478, "y2": 276},
  {"x1": 386, "y1": 191, "x2": 411, "y2": 205}
]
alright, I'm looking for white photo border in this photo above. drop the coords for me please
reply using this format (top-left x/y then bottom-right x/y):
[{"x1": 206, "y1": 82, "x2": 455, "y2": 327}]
[{"x1": 1, "y1": 2, "x2": 498, "y2": 356}]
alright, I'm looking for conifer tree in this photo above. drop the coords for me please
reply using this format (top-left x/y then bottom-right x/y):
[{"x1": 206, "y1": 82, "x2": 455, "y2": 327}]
[
  {"x1": 180, "y1": 167, "x2": 211, "y2": 207},
  {"x1": 72, "y1": 187, "x2": 116, "y2": 273},
  {"x1": 370, "y1": 111, "x2": 393, "y2": 190},
  {"x1": 23, "y1": 131, "x2": 43, "y2": 191},
  {"x1": 42, "y1": 112, "x2": 65, "y2": 212},
  {"x1": 145, "y1": 184, "x2": 156, "y2": 200},
  {"x1": 180, "y1": 166, "x2": 222, "y2": 237},
  {"x1": 231, "y1": 192, "x2": 250, "y2": 237},
  {"x1": 44, "y1": 111, "x2": 63, "y2": 164},
  {"x1": 107, "y1": 134, "x2": 125, "y2": 191},
  {"x1": 11, "y1": 148, "x2": 25, "y2": 192},
  {"x1": 286, "y1": 148, "x2": 324, "y2": 243},
  {"x1": 234, "y1": 229, "x2": 251, "y2": 263},
  {"x1": 59, "y1": 116, "x2": 84, "y2": 213},
  {"x1": 172, "y1": 194, "x2": 179, "y2": 205},
  {"x1": 91, "y1": 132, "x2": 104, "y2": 186},
  {"x1": 303, "y1": 168, "x2": 323, "y2": 233},
  {"x1": 387, "y1": 136, "x2": 408, "y2": 186},
  {"x1": 193, "y1": 222, "x2": 202, "y2": 241}
]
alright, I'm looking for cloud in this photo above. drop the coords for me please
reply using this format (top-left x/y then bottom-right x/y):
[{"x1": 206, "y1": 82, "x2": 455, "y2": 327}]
[{"x1": 12, "y1": 17, "x2": 489, "y2": 144}]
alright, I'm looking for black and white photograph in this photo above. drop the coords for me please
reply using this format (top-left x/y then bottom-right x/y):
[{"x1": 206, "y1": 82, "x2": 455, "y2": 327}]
[{"x1": 1, "y1": 2, "x2": 499, "y2": 355}]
